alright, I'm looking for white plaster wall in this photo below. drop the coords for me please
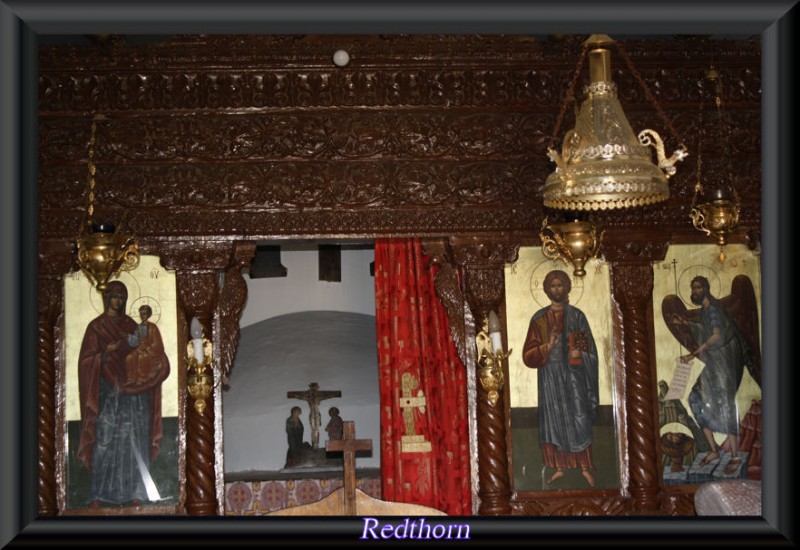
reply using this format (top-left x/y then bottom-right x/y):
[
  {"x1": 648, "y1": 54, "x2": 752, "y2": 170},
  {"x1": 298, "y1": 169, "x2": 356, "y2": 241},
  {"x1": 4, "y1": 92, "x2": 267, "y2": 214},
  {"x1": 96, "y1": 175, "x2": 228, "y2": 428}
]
[
  {"x1": 239, "y1": 247, "x2": 376, "y2": 328},
  {"x1": 224, "y1": 247, "x2": 380, "y2": 474}
]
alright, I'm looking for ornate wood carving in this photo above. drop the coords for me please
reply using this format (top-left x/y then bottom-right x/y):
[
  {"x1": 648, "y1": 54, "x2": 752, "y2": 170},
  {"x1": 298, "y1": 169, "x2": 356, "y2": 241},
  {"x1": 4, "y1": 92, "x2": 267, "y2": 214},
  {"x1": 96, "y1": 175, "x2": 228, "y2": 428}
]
[
  {"x1": 38, "y1": 36, "x2": 759, "y2": 242},
  {"x1": 161, "y1": 239, "x2": 252, "y2": 515},
  {"x1": 37, "y1": 240, "x2": 77, "y2": 516},
  {"x1": 422, "y1": 239, "x2": 467, "y2": 367},
  {"x1": 37, "y1": 276, "x2": 63, "y2": 516},
  {"x1": 512, "y1": 497, "x2": 631, "y2": 516},
  {"x1": 602, "y1": 236, "x2": 670, "y2": 264},
  {"x1": 449, "y1": 236, "x2": 519, "y2": 315},
  {"x1": 614, "y1": 264, "x2": 660, "y2": 513},
  {"x1": 216, "y1": 242, "x2": 257, "y2": 381},
  {"x1": 36, "y1": 34, "x2": 762, "y2": 518},
  {"x1": 660, "y1": 492, "x2": 697, "y2": 516},
  {"x1": 177, "y1": 270, "x2": 218, "y2": 516},
  {"x1": 450, "y1": 236, "x2": 519, "y2": 515}
]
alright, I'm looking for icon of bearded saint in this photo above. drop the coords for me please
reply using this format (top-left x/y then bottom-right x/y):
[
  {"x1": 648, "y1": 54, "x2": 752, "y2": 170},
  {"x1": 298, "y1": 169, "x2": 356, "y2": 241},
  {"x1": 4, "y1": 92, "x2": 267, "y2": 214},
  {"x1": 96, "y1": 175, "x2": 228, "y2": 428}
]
[{"x1": 661, "y1": 274, "x2": 761, "y2": 475}]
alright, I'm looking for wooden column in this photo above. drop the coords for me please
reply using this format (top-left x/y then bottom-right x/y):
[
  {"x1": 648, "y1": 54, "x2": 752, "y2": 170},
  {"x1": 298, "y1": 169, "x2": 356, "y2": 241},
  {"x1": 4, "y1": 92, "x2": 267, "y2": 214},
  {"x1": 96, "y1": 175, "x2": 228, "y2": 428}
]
[
  {"x1": 161, "y1": 240, "x2": 255, "y2": 516},
  {"x1": 450, "y1": 236, "x2": 519, "y2": 516},
  {"x1": 178, "y1": 270, "x2": 218, "y2": 516},
  {"x1": 606, "y1": 240, "x2": 668, "y2": 514},
  {"x1": 37, "y1": 241, "x2": 74, "y2": 516}
]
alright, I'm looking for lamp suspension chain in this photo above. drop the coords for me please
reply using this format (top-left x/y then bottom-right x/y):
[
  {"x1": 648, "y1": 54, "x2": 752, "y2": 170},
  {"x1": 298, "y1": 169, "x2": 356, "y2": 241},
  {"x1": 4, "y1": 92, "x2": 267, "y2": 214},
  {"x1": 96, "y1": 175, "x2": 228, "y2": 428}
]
[
  {"x1": 693, "y1": 98, "x2": 705, "y2": 203},
  {"x1": 546, "y1": 42, "x2": 590, "y2": 152},
  {"x1": 86, "y1": 120, "x2": 97, "y2": 227},
  {"x1": 613, "y1": 41, "x2": 685, "y2": 149}
]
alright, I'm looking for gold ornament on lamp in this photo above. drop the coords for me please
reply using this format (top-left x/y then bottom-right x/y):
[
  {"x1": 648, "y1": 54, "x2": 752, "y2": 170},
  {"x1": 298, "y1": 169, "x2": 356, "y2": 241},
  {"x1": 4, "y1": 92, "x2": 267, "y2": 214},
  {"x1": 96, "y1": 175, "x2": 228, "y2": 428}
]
[
  {"x1": 690, "y1": 67, "x2": 740, "y2": 263},
  {"x1": 74, "y1": 115, "x2": 139, "y2": 291}
]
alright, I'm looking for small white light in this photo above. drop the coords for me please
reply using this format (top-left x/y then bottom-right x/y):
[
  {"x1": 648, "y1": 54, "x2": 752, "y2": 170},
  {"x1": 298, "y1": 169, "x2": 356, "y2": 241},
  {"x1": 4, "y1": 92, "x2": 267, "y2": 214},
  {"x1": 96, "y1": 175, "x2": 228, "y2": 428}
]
[
  {"x1": 488, "y1": 310, "x2": 503, "y2": 353},
  {"x1": 332, "y1": 49, "x2": 350, "y2": 67},
  {"x1": 190, "y1": 317, "x2": 205, "y2": 363}
]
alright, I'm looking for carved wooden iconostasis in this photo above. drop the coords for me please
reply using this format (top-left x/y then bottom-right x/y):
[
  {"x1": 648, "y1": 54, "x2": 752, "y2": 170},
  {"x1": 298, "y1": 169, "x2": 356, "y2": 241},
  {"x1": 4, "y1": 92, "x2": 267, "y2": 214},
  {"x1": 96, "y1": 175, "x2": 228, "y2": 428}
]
[{"x1": 37, "y1": 35, "x2": 761, "y2": 517}]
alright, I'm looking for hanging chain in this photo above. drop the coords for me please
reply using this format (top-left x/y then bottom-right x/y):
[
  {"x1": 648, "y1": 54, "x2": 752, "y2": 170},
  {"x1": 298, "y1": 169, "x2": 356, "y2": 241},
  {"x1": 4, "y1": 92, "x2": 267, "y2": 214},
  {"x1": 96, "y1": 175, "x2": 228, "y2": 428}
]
[
  {"x1": 692, "y1": 92, "x2": 705, "y2": 204},
  {"x1": 85, "y1": 120, "x2": 97, "y2": 228},
  {"x1": 546, "y1": 41, "x2": 590, "y2": 152},
  {"x1": 613, "y1": 40, "x2": 685, "y2": 149}
]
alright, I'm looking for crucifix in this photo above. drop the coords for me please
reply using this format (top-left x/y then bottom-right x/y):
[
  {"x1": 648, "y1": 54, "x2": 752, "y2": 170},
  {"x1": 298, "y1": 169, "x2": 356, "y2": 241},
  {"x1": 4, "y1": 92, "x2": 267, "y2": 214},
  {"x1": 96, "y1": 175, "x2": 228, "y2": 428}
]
[
  {"x1": 287, "y1": 382, "x2": 341, "y2": 449},
  {"x1": 326, "y1": 420, "x2": 372, "y2": 515}
]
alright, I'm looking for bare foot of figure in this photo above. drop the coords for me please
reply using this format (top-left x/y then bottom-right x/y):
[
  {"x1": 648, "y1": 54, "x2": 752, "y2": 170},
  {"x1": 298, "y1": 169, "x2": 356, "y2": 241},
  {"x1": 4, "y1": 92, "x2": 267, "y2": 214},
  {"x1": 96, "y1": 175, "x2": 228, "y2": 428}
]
[
  {"x1": 546, "y1": 469, "x2": 565, "y2": 484},
  {"x1": 723, "y1": 456, "x2": 743, "y2": 475},
  {"x1": 581, "y1": 469, "x2": 596, "y2": 487},
  {"x1": 699, "y1": 450, "x2": 720, "y2": 466}
]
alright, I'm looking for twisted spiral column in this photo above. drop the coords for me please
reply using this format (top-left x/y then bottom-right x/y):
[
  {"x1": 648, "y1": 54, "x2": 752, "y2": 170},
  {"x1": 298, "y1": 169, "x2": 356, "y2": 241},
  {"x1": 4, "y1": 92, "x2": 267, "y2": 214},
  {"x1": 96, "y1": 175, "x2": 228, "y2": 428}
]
[
  {"x1": 464, "y1": 264, "x2": 512, "y2": 515},
  {"x1": 37, "y1": 276, "x2": 62, "y2": 516},
  {"x1": 449, "y1": 237, "x2": 518, "y2": 515},
  {"x1": 185, "y1": 359, "x2": 217, "y2": 516},
  {"x1": 475, "y1": 367, "x2": 512, "y2": 515},
  {"x1": 614, "y1": 264, "x2": 660, "y2": 512},
  {"x1": 178, "y1": 271, "x2": 219, "y2": 516}
]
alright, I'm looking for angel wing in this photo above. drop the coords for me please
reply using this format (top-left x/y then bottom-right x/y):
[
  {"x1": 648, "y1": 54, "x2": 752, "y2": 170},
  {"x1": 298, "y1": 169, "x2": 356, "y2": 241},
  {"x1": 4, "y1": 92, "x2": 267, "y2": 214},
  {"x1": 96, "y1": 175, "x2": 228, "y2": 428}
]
[
  {"x1": 718, "y1": 275, "x2": 761, "y2": 387},
  {"x1": 661, "y1": 294, "x2": 701, "y2": 352}
]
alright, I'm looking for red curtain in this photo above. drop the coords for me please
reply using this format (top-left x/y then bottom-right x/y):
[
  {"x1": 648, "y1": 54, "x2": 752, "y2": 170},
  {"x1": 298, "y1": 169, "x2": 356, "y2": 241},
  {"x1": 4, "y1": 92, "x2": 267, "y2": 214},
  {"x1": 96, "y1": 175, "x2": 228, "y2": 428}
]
[{"x1": 374, "y1": 238, "x2": 472, "y2": 515}]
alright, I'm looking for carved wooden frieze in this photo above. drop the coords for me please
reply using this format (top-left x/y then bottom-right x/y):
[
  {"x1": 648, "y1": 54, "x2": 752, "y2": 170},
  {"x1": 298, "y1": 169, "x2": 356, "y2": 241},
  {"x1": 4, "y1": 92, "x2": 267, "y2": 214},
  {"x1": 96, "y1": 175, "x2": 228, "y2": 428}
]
[
  {"x1": 158, "y1": 240, "x2": 238, "y2": 272},
  {"x1": 39, "y1": 161, "x2": 548, "y2": 211},
  {"x1": 38, "y1": 35, "x2": 759, "y2": 242},
  {"x1": 38, "y1": 37, "x2": 761, "y2": 112},
  {"x1": 512, "y1": 497, "x2": 631, "y2": 516},
  {"x1": 39, "y1": 112, "x2": 550, "y2": 162}
]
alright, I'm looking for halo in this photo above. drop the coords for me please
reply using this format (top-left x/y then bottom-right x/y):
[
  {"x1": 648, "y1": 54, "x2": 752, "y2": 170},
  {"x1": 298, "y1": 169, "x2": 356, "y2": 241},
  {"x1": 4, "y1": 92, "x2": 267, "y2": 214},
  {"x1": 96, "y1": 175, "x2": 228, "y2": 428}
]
[
  {"x1": 529, "y1": 260, "x2": 584, "y2": 309},
  {"x1": 677, "y1": 265, "x2": 722, "y2": 307},
  {"x1": 129, "y1": 296, "x2": 163, "y2": 325},
  {"x1": 88, "y1": 271, "x2": 142, "y2": 315}
]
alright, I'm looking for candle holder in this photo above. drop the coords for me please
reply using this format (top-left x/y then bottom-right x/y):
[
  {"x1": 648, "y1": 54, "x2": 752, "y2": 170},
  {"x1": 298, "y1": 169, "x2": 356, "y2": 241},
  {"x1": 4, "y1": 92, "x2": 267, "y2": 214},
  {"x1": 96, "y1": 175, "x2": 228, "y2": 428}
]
[
  {"x1": 476, "y1": 315, "x2": 512, "y2": 407},
  {"x1": 478, "y1": 347, "x2": 511, "y2": 407},
  {"x1": 689, "y1": 67, "x2": 741, "y2": 262},
  {"x1": 186, "y1": 337, "x2": 214, "y2": 414},
  {"x1": 540, "y1": 217, "x2": 604, "y2": 278},
  {"x1": 76, "y1": 223, "x2": 139, "y2": 291},
  {"x1": 74, "y1": 117, "x2": 139, "y2": 291}
]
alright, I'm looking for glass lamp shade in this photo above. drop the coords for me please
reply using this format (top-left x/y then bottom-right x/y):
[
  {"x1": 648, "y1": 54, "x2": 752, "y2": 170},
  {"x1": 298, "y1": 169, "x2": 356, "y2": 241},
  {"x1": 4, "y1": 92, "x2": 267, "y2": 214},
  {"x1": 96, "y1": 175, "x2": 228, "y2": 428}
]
[
  {"x1": 544, "y1": 82, "x2": 672, "y2": 210},
  {"x1": 544, "y1": 36, "x2": 686, "y2": 211}
]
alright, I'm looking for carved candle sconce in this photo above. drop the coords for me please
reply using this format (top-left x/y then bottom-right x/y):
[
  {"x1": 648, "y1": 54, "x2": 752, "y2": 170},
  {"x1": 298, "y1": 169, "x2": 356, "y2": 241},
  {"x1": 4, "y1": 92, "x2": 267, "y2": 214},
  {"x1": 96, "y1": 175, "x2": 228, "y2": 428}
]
[
  {"x1": 187, "y1": 318, "x2": 214, "y2": 414},
  {"x1": 477, "y1": 311, "x2": 512, "y2": 406}
]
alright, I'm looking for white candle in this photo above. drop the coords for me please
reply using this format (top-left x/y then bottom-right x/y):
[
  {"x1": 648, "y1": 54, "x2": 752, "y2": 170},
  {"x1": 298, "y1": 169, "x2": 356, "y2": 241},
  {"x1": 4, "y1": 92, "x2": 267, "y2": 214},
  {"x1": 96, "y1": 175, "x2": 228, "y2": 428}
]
[
  {"x1": 488, "y1": 310, "x2": 503, "y2": 353},
  {"x1": 190, "y1": 317, "x2": 205, "y2": 363}
]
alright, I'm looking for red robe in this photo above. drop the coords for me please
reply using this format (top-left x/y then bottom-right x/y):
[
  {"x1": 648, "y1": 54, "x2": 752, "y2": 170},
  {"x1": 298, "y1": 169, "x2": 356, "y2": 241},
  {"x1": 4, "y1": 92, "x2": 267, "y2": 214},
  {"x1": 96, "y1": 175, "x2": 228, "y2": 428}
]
[{"x1": 77, "y1": 312, "x2": 168, "y2": 471}]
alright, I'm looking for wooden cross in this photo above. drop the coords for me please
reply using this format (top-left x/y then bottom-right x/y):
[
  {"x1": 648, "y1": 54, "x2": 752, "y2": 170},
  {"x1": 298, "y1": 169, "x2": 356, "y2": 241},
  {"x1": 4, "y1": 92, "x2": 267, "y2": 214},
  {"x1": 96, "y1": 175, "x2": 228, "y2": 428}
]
[{"x1": 325, "y1": 420, "x2": 372, "y2": 515}]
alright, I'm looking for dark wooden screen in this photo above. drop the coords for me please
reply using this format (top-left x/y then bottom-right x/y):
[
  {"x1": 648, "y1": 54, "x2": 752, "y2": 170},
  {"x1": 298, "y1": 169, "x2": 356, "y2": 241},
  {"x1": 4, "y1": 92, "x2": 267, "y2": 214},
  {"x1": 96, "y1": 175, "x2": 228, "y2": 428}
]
[{"x1": 38, "y1": 34, "x2": 760, "y2": 516}]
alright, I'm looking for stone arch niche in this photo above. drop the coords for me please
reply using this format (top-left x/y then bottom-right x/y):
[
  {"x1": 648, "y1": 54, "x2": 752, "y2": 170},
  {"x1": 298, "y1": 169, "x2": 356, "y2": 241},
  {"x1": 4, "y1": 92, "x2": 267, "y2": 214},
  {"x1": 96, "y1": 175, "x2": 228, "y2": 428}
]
[
  {"x1": 222, "y1": 310, "x2": 381, "y2": 477},
  {"x1": 37, "y1": 34, "x2": 761, "y2": 517}
]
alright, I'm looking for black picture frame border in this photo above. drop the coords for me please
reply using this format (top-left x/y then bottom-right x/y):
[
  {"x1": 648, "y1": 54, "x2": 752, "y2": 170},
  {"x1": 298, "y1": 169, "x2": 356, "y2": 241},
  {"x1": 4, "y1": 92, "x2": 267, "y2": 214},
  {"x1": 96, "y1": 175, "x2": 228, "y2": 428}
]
[{"x1": 2, "y1": 1, "x2": 795, "y2": 546}]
